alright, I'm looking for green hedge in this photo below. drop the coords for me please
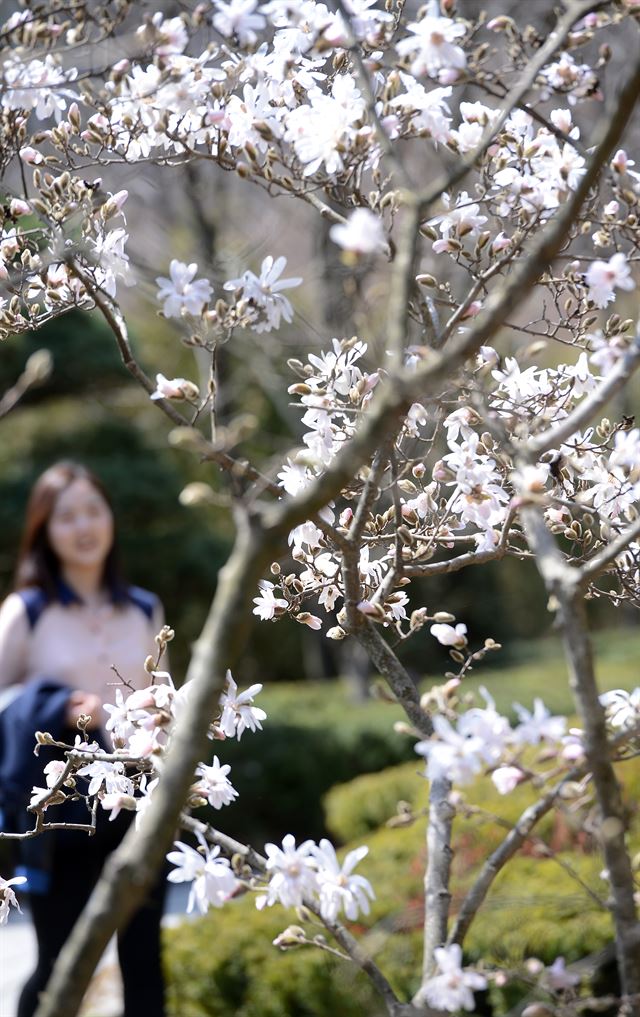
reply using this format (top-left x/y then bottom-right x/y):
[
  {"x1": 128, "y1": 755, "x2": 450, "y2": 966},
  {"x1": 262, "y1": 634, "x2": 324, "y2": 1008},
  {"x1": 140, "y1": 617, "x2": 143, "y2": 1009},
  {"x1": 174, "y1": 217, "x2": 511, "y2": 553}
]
[{"x1": 165, "y1": 904, "x2": 387, "y2": 1017}]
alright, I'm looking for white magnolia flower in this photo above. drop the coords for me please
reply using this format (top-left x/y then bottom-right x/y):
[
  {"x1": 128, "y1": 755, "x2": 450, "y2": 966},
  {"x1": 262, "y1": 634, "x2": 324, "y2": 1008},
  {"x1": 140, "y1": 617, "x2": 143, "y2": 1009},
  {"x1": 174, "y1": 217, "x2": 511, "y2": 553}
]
[
  {"x1": 0, "y1": 874, "x2": 27, "y2": 925},
  {"x1": 150, "y1": 373, "x2": 199, "y2": 401},
  {"x1": 421, "y1": 944, "x2": 487, "y2": 1011},
  {"x1": 540, "y1": 53, "x2": 598, "y2": 103},
  {"x1": 219, "y1": 670, "x2": 266, "y2": 739},
  {"x1": 156, "y1": 260, "x2": 213, "y2": 318},
  {"x1": 224, "y1": 255, "x2": 301, "y2": 333},
  {"x1": 585, "y1": 253, "x2": 635, "y2": 309},
  {"x1": 415, "y1": 715, "x2": 484, "y2": 786},
  {"x1": 396, "y1": 16, "x2": 466, "y2": 79},
  {"x1": 77, "y1": 759, "x2": 133, "y2": 797},
  {"x1": 2, "y1": 54, "x2": 78, "y2": 121},
  {"x1": 388, "y1": 76, "x2": 452, "y2": 143},
  {"x1": 91, "y1": 227, "x2": 131, "y2": 296},
  {"x1": 329, "y1": 209, "x2": 386, "y2": 255},
  {"x1": 101, "y1": 792, "x2": 137, "y2": 821},
  {"x1": 43, "y1": 760, "x2": 66, "y2": 788},
  {"x1": 512, "y1": 699, "x2": 566, "y2": 745},
  {"x1": 104, "y1": 687, "x2": 135, "y2": 745},
  {"x1": 135, "y1": 776, "x2": 159, "y2": 828},
  {"x1": 140, "y1": 13, "x2": 189, "y2": 55},
  {"x1": 312, "y1": 840, "x2": 375, "y2": 922},
  {"x1": 194, "y1": 756, "x2": 238, "y2": 809},
  {"x1": 458, "y1": 690, "x2": 511, "y2": 765},
  {"x1": 430, "y1": 622, "x2": 467, "y2": 647},
  {"x1": 430, "y1": 191, "x2": 487, "y2": 249},
  {"x1": 167, "y1": 840, "x2": 237, "y2": 914},
  {"x1": 212, "y1": 0, "x2": 266, "y2": 46},
  {"x1": 600, "y1": 688, "x2": 640, "y2": 730},
  {"x1": 253, "y1": 579, "x2": 288, "y2": 621},
  {"x1": 491, "y1": 765, "x2": 523, "y2": 795},
  {"x1": 283, "y1": 74, "x2": 365, "y2": 177},
  {"x1": 258, "y1": 834, "x2": 318, "y2": 910}
]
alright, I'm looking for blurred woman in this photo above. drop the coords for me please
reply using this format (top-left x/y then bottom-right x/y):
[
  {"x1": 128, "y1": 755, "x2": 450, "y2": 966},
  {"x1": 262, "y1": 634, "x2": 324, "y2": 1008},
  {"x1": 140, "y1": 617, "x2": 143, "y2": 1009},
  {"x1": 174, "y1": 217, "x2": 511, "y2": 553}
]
[{"x1": 0, "y1": 461, "x2": 166, "y2": 1017}]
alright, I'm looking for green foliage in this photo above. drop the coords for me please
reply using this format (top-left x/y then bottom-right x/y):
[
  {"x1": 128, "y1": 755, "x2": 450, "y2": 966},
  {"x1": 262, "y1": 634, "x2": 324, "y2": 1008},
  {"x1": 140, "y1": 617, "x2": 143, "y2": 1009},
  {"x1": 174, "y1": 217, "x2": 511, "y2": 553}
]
[
  {"x1": 0, "y1": 309, "x2": 130, "y2": 400},
  {"x1": 165, "y1": 904, "x2": 387, "y2": 1017},
  {"x1": 199, "y1": 684, "x2": 414, "y2": 845}
]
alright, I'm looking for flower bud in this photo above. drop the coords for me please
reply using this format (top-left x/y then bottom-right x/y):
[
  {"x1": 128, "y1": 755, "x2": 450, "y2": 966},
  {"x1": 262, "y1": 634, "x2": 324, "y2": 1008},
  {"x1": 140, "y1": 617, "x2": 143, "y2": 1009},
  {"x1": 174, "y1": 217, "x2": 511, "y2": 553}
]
[
  {"x1": 179, "y1": 483, "x2": 215, "y2": 507},
  {"x1": 23, "y1": 349, "x2": 52, "y2": 385}
]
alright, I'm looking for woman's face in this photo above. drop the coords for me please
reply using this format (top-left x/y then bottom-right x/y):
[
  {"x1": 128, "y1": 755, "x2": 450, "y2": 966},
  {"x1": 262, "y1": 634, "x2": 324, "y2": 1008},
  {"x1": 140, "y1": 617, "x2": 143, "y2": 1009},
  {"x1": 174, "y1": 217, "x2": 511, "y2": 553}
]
[{"x1": 46, "y1": 477, "x2": 114, "y2": 573}]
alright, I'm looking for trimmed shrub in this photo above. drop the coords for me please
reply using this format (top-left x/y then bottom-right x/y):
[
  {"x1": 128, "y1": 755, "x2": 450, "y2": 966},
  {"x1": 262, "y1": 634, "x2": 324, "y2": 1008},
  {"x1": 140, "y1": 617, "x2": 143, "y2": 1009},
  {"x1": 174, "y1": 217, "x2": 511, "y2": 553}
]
[{"x1": 165, "y1": 905, "x2": 387, "y2": 1017}]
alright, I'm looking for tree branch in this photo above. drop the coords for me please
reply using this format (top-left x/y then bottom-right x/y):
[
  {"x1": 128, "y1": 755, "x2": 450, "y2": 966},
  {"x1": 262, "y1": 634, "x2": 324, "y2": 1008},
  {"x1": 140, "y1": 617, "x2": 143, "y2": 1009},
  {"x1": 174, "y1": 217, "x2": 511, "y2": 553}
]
[
  {"x1": 413, "y1": 776, "x2": 454, "y2": 1004},
  {"x1": 525, "y1": 330, "x2": 640, "y2": 459},
  {"x1": 521, "y1": 504, "x2": 640, "y2": 1007},
  {"x1": 262, "y1": 48, "x2": 640, "y2": 543},
  {"x1": 579, "y1": 515, "x2": 640, "y2": 587},
  {"x1": 414, "y1": 0, "x2": 613, "y2": 210}
]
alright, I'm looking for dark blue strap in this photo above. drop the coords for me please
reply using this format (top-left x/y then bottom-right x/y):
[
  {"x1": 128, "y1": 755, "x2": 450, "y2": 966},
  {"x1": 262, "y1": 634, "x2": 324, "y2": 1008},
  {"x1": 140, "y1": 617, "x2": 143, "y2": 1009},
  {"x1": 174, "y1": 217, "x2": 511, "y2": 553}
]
[
  {"x1": 126, "y1": 586, "x2": 158, "y2": 621},
  {"x1": 17, "y1": 584, "x2": 157, "y2": 624},
  {"x1": 17, "y1": 588, "x2": 49, "y2": 630}
]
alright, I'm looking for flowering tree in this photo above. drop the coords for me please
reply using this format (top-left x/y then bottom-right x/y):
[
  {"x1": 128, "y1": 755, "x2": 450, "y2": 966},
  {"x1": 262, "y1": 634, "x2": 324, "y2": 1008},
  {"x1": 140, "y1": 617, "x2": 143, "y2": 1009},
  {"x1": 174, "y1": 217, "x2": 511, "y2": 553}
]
[{"x1": 2, "y1": 0, "x2": 640, "y2": 1015}]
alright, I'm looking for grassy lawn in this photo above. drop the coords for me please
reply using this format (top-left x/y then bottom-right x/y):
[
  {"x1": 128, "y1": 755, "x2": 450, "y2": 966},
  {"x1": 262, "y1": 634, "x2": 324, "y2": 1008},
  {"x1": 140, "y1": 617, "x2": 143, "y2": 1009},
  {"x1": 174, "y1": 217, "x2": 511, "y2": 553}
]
[{"x1": 257, "y1": 625, "x2": 640, "y2": 725}]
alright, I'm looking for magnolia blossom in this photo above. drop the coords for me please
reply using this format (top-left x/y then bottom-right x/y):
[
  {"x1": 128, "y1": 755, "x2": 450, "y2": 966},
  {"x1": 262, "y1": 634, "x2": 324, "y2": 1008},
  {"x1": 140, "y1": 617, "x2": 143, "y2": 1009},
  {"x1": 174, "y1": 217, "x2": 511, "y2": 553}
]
[
  {"x1": 396, "y1": 16, "x2": 466, "y2": 79},
  {"x1": 421, "y1": 944, "x2": 487, "y2": 1011},
  {"x1": 0, "y1": 874, "x2": 27, "y2": 925},
  {"x1": 224, "y1": 255, "x2": 301, "y2": 333},
  {"x1": 91, "y1": 227, "x2": 131, "y2": 297},
  {"x1": 212, "y1": 0, "x2": 266, "y2": 46},
  {"x1": 491, "y1": 765, "x2": 523, "y2": 796},
  {"x1": 283, "y1": 74, "x2": 365, "y2": 177},
  {"x1": 584, "y1": 253, "x2": 635, "y2": 308},
  {"x1": 600, "y1": 687, "x2": 640, "y2": 730},
  {"x1": 329, "y1": 209, "x2": 386, "y2": 255},
  {"x1": 101, "y1": 792, "x2": 137, "y2": 820},
  {"x1": 430, "y1": 622, "x2": 467, "y2": 647},
  {"x1": 151, "y1": 374, "x2": 199, "y2": 401},
  {"x1": 311, "y1": 840, "x2": 375, "y2": 922},
  {"x1": 77, "y1": 759, "x2": 133, "y2": 797},
  {"x1": 253, "y1": 579, "x2": 288, "y2": 620},
  {"x1": 193, "y1": 756, "x2": 238, "y2": 809},
  {"x1": 156, "y1": 260, "x2": 213, "y2": 318},
  {"x1": 43, "y1": 759, "x2": 66, "y2": 788},
  {"x1": 218, "y1": 670, "x2": 266, "y2": 739},
  {"x1": 430, "y1": 191, "x2": 487, "y2": 250},
  {"x1": 512, "y1": 699, "x2": 566, "y2": 745},
  {"x1": 257, "y1": 834, "x2": 318, "y2": 910},
  {"x1": 415, "y1": 715, "x2": 484, "y2": 786},
  {"x1": 167, "y1": 840, "x2": 237, "y2": 914}
]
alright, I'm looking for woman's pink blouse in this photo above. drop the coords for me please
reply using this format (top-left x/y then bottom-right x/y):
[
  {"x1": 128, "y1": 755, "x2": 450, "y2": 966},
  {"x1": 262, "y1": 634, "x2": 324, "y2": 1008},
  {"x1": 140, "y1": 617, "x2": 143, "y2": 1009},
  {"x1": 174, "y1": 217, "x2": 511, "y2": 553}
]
[{"x1": 0, "y1": 591, "x2": 163, "y2": 724}]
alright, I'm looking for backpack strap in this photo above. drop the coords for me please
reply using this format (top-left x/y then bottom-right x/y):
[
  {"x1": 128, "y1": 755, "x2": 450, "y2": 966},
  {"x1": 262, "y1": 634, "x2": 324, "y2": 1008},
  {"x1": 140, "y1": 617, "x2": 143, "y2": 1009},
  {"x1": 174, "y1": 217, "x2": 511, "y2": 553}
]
[
  {"x1": 17, "y1": 588, "x2": 49, "y2": 630},
  {"x1": 126, "y1": 586, "x2": 158, "y2": 621}
]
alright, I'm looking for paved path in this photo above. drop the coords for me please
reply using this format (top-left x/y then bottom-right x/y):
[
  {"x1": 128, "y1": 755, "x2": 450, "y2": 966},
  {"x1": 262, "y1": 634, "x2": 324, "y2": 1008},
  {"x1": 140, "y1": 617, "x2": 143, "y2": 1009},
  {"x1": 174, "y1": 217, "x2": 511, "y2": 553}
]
[{"x1": 1, "y1": 884, "x2": 190, "y2": 1017}]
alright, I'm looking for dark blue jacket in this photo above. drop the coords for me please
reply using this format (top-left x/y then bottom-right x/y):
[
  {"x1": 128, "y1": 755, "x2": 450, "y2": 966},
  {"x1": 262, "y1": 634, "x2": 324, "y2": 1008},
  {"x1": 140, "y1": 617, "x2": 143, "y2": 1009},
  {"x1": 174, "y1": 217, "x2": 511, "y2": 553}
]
[{"x1": 0, "y1": 582, "x2": 156, "y2": 890}]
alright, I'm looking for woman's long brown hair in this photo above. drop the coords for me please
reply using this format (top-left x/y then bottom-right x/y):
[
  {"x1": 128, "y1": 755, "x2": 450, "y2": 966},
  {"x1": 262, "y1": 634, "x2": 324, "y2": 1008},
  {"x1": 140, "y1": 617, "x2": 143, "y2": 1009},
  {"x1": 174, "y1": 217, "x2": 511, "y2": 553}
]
[{"x1": 13, "y1": 461, "x2": 124, "y2": 600}]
